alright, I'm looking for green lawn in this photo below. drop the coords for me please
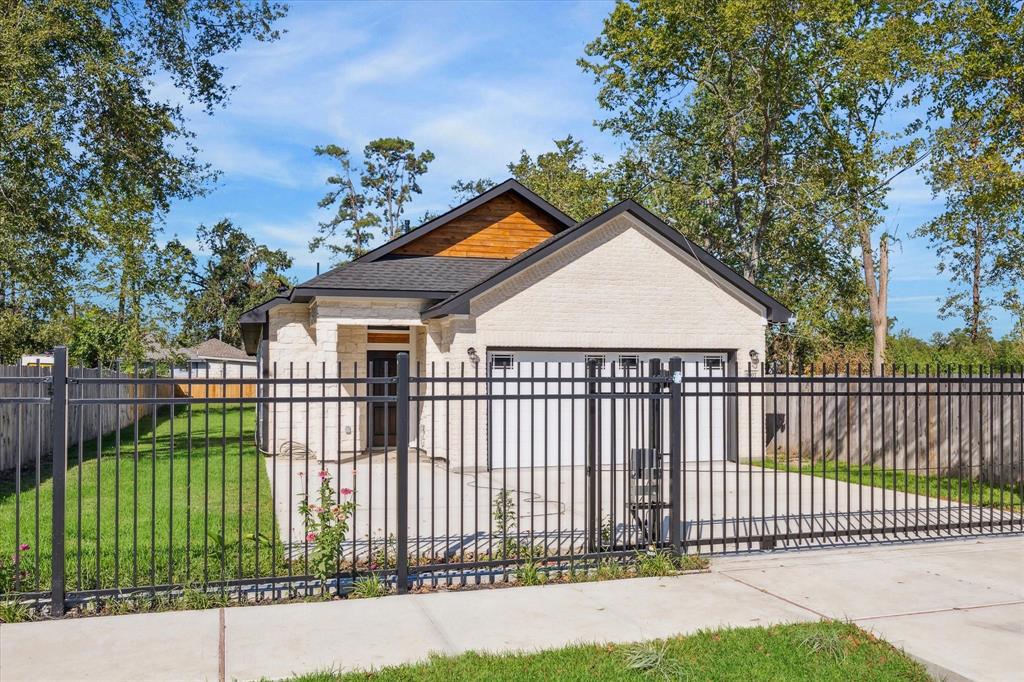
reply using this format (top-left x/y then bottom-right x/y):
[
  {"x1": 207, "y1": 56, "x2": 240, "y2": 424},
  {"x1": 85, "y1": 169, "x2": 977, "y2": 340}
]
[
  {"x1": 756, "y1": 457, "x2": 1022, "y2": 511},
  {"x1": 290, "y1": 621, "x2": 928, "y2": 681},
  {"x1": 0, "y1": 403, "x2": 283, "y2": 594}
]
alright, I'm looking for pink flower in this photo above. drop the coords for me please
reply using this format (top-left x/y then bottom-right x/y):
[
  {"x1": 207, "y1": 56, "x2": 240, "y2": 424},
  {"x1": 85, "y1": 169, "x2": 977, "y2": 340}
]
[
  {"x1": 18, "y1": 543, "x2": 30, "y2": 552},
  {"x1": 339, "y1": 488, "x2": 353, "y2": 496},
  {"x1": 305, "y1": 532, "x2": 318, "y2": 542},
  {"x1": 318, "y1": 470, "x2": 330, "y2": 480}
]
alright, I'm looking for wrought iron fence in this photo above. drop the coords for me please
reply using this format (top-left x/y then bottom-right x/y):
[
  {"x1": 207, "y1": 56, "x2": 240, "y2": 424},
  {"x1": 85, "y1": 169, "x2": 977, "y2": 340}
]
[{"x1": 1, "y1": 347, "x2": 1020, "y2": 613}]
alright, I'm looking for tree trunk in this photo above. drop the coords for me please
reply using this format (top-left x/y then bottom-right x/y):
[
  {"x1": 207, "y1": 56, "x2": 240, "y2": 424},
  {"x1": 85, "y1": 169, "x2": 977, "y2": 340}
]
[
  {"x1": 970, "y1": 221, "x2": 983, "y2": 342},
  {"x1": 860, "y1": 228, "x2": 889, "y2": 374}
]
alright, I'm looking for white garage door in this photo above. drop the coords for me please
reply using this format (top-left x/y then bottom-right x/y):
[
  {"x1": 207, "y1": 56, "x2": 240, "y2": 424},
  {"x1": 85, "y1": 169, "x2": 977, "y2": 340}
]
[{"x1": 487, "y1": 350, "x2": 728, "y2": 468}]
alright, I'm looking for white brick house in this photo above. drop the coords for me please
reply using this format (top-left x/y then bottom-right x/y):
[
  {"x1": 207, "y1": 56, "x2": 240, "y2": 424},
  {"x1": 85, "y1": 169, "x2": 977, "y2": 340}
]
[{"x1": 240, "y1": 179, "x2": 791, "y2": 467}]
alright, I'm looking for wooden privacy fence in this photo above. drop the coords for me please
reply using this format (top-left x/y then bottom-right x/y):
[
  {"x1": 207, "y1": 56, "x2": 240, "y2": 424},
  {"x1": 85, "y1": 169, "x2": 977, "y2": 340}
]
[
  {"x1": 763, "y1": 373, "x2": 1023, "y2": 485},
  {"x1": 0, "y1": 366, "x2": 174, "y2": 472},
  {"x1": 175, "y1": 382, "x2": 257, "y2": 399}
]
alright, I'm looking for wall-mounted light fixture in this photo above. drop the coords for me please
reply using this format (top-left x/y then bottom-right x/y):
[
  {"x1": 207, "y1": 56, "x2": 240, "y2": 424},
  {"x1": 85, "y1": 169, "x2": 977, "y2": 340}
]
[{"x1": 467, "y1": 347, "x2": 479, "y2": 365}]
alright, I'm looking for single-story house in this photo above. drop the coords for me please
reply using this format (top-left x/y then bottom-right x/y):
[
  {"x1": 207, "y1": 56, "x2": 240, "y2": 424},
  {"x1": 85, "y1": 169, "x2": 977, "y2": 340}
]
[
  {"x1": 173, "y1": 339, "x2": 257, "y2": 379},
  {"x1": 239, "y1": 179, "x2": 791, "y2": 467}
]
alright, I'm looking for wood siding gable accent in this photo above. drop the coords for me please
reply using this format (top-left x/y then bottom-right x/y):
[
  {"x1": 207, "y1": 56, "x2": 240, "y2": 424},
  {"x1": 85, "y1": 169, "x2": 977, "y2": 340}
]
[{"x1": 393, "y1": 193, "x2": 563, "y2": 259}]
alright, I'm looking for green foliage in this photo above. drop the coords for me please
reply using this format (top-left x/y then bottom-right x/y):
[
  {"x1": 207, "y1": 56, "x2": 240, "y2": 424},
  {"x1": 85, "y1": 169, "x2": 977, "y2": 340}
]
[
  {"x1": 311, "y1": 138, "x2": 434, "y2": 262},
  {"x1": 0, "y1": 404, "x2": 284, "y2": 592},
  {"x1": 298, "y1": 472, "x2": 356, "y2": 586},
  {"x1": 886, "y1": 329, "x2": 1024, "y2": 369},
  {"x1": 64, "y1": 306, "x2": 133, "y2": 368},
  {"x1": 292, "y1": 622, "x2": 929, "y2": 681},
  {"x1": 311, "y1": 145, "x2": 380, "y2": 262},
  {"x1": 507, "y1": 136, "x2": 617, "y2": 221},
  {"x1": 757, "y1": 458, "x2": 1021, "y2": 510},
  {"x1": 634, "y1": 550, "x2": 677, "y2": 578},
  {"x1": 0, "y1": 600, "x2": 33, "y2": 623},
  {"x1": 514, "y1": 560, "x2": 547, "y2": 586},
  {"x1": 915, "y1": 0, "x2": 1024, "y2": 340},
  {"x1": 174, "y1": 219, "x2": 292, "y2": 348},
  {"x1": 622, "y1": 641, "x2": 685, "y2": 680},
  {"x1": 0, "y1": 0, "x2": 286, "y2": 357},
  {"x1": 450, "y1": 178, "x2": 497, "y2": 204},
  {"x1": 363, "y1": 138, "x2": 435, "y2": 241},
  {"x1": 349, "y1": 573, "x2": 389, "y2": 599}
]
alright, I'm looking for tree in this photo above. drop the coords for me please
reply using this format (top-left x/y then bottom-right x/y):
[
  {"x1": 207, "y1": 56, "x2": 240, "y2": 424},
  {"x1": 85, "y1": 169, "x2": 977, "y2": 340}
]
[
  {"x1": 579, "y1": 1, "x2": 867, "y2": 364},
  {"x1": 916, "y1": 0, "x2": 1024, "y2": 341},
  {"x1": 580, "y1": 1, "x2": 933, "y2": 370},
  {"x1": 311, "y1": 138, "x2": 434, "y2": 260},
  {"x1": 310, "y1": 145, "x2": 378, "y2": 262},
  {"x1": 450, "y1": 178, "x2": 496, "y2": 205},
  {"x1": 0, "y1": 0, "x2": 286, "y2": 358},
  {"x1": 507, "y1": 136, "x2": 616, "y2": 221},
  {"x1": 81, "y1": 189, "x2": 188, "y2": 360},
  {"x1": 362, "y1": 138, "x2": 435, "y2": 241},
  {"x1": 176, "y1": 220, "x2": 292, "y2": 348}
]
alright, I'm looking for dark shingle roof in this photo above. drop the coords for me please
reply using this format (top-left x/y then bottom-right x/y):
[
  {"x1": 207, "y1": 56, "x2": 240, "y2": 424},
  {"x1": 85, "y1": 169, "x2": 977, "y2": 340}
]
[{"x1": 298, "y1": 256, "x2": 508, "y2": 293}]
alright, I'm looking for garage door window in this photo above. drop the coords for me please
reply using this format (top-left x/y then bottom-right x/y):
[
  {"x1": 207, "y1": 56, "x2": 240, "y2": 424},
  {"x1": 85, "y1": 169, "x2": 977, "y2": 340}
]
[{"x1": 490, "y1": 353, "x2": 514, "y2": 370}]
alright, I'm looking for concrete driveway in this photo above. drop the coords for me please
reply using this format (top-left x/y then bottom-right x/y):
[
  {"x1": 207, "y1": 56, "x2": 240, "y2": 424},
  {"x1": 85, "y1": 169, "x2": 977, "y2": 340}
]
[{"x1": 267, "y1": 454, "x2": 1005, "y2": 559}]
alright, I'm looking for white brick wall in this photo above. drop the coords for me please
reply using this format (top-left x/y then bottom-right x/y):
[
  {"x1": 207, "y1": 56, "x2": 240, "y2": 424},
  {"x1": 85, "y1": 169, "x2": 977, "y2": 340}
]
[
  {"x1": 267, "y1": 213, "x2": 768, "y2": 466},
  {"x1": 420, "y1": 214, "x2": 767, "y2": 465}
]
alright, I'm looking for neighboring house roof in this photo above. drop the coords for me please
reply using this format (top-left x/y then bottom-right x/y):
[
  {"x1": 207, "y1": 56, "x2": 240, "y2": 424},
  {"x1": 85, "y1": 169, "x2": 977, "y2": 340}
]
[
  {"x1": 422, "y1": 200, "x2": 793, "y2": 323},
  {"x1": 237, "y1": 180, "x2": 793, "y2": 353},
  {"x1": 188, "y1": 339, "x2": 255, "y2": 362}
]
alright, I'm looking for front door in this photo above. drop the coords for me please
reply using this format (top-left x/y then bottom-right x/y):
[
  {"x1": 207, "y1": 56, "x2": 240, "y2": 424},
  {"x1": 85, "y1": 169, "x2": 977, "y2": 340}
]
[{"x1": 368, "y1": 350, "x2": 399, "y2": 447}]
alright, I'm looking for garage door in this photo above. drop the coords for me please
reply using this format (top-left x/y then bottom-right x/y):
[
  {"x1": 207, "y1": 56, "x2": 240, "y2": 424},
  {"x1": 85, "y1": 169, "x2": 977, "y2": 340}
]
[{"x1": 487, "y1": 350, "x2": 728, "y2": 468}]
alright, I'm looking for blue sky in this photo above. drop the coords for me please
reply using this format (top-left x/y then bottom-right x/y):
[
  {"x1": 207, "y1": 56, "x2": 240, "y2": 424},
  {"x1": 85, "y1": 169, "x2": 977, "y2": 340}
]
[{"x1": 163, "y1": 0, "x2": 1013, "y2": 338}]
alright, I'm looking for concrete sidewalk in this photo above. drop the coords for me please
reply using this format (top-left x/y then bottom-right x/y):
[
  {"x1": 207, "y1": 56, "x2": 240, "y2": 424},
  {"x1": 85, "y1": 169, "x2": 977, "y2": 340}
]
[{"x1": 2, "y1": 536, "x2": 1021, "y2": 682}]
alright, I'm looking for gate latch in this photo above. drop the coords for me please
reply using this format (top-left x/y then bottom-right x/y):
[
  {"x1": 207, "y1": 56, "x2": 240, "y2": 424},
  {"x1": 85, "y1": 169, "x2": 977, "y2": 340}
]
[{"x1": 672, "y1": 371, "x2": 682, "y2": 384}]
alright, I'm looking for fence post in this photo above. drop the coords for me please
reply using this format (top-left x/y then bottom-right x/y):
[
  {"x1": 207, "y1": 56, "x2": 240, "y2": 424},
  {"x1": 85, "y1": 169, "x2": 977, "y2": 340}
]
[
  {"x1": 50, "y1": 346, "x2": 68, "y2": 616},
  {"x1": 395, "y1": 352, "x2": 410, "y2": 594},
  {"x1": 668, "y1": 357, "x2": 682, "y2": 557}
]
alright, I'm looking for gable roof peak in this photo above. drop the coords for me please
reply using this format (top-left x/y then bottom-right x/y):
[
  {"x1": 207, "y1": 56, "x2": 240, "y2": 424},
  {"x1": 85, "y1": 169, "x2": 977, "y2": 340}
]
[{"x1": 355, "y1": 178, "x2": 576, "y2": 264}]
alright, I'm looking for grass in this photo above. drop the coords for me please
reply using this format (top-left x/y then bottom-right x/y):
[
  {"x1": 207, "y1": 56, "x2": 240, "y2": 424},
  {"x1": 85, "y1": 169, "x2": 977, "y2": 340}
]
[
  {"x1": 756, "y1": 457, "x2": 1022, "y2": 511},
  {"x1": 287, "y1": 621, "x2": 929, "y2": 681},
  {"x1": 0, "y1": 403, "x2": 283, "y2": 594}
]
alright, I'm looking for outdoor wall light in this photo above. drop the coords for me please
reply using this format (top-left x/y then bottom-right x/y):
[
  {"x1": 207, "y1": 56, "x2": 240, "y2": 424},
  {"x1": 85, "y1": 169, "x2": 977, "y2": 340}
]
[{"x1": 467, "y1": 347, "x2": 480, "y2": 365}]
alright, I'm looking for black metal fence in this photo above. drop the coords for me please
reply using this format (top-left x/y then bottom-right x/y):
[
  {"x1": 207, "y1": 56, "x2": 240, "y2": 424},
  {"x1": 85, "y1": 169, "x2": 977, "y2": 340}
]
[{"x1": 1, "y1": 347, "x2": 1020, "y2": 613}]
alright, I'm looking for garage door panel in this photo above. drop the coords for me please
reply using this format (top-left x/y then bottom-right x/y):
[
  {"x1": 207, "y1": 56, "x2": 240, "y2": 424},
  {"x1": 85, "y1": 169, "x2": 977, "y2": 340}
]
[{"x1": 488, "y1": 351, "x2": 728, "y2": 468}]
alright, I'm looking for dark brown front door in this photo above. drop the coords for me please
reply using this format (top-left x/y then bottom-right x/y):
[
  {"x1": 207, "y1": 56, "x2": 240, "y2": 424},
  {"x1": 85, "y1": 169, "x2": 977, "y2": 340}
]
[{"x1": 368, "y1": 351, "x2": 399, "y2": 447}]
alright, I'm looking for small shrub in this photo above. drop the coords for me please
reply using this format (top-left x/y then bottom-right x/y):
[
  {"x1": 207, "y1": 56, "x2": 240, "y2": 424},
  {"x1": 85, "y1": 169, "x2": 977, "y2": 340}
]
[
  {"x1": 349, "y1": 573, "x2": 389, "y2": 599},
  {"x1": 636, "y1": 550, "x2": 677, "y2": 578},
  {"x1": 493, "y1": 489, "x2": 516, "y2": 536},
  {"x1": 0, "y1": 600, "x2": 33, "y2": 623},
  {"x1": 179, "y1": 587, "x2": 229, "y2": 611},
  {"x1": 595, "y1": 559, "x2": 625, "y2": 581},
  {"x1": 798, "y1": 625, "x2": 848, "y2": 663},
  {"x1": 299, "y1": 471, "x2": 356, "y2": 585},
  {"x1": 677, "y1": 554, "x2": 710, "y2": 571},
  {"x1": 622, "y1": 641, "x2": 686, "y2": 680},
  {"x1": 515, "y1": 561, "x2": 547, "y2": 586},
  {"x1": 0, "y1": 544, "x2": 34, "y2": 595}
]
